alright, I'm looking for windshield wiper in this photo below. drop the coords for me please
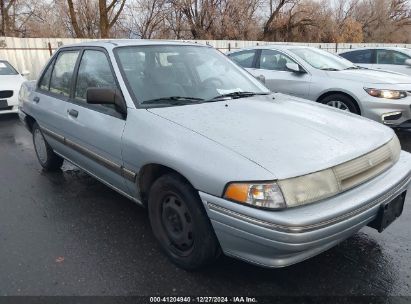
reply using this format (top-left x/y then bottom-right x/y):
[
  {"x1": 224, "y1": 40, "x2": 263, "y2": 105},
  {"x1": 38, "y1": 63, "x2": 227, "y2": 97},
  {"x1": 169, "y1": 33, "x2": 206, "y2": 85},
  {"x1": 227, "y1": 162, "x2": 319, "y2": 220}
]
[
  {"x1": 320, "y1": 67, "x2": 340, "y2": 71},
  {"x1": 142, "y1": 96, "x2": 204, "y2": 105},
  {"x1": 208, "y1": 91, "x2": 270, "y2": 101},
  {"x1": 344, "y1": 66, "x2": 367, "y2": 70}
]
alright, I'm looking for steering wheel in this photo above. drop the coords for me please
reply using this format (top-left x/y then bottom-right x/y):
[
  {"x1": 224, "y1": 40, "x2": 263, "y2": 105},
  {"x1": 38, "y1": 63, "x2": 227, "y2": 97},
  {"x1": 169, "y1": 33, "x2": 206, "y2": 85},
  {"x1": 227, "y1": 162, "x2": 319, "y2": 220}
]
[{"x1": 201, "y1": 77, "x2": 224, "y2": 87}]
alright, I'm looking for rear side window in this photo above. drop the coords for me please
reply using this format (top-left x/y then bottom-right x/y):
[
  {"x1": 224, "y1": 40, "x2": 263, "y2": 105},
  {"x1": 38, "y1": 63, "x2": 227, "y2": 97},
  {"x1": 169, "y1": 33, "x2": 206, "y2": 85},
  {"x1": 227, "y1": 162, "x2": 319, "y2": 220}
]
[
  {"x1": 49, "y1": 51, "x2": 80, "y2": 97},
  {"x1": 39, "y1": 59, "x2": 55, "y2": 91},
  {"x1": 340, "y1": 50, "x2": 373, "y2": 64},
  {"x1": 228, "y1": 50, "x2": 256, "y2": 68},
  {"x1": 74, "y1": 50, "x2": 117, "y2": 101}
]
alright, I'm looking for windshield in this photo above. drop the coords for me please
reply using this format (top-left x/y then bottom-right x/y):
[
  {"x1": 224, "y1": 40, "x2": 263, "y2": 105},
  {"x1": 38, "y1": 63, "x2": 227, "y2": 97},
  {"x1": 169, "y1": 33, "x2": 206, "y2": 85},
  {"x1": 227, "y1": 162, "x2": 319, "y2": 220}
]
[
  {"x1": 115, "y1": 45, "x2": 269, "y2": 106},
  {"x1": 0, "y1": 61, "x2": 18, "y2": 75},
  {"x1": 290, "y1": 48, "x2": 356, "y2": 71},
  {"x1": 402, "y1": 49, "x2": 411, "y2": 57}
]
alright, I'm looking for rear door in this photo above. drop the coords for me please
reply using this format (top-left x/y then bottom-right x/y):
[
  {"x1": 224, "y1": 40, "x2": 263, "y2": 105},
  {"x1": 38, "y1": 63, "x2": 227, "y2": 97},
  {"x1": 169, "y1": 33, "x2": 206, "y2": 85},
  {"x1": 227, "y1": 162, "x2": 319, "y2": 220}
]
[
  {"x1": 252, "y1": 49, "x2": 311, "y2": 98},
  {"x1": 30, "y1": 50, "x2": 80, "y2": 155},
  {"x1": 63, "y1": 48, "x2": 130, "y2": 194},
  {"x1": 228, "y1": 49, "x2": 257, "y2": 70}
]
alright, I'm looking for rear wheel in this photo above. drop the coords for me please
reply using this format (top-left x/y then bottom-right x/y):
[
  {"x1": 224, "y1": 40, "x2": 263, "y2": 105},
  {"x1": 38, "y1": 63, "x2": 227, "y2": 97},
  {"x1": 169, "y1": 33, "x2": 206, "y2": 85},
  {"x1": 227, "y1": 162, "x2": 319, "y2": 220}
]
[
  {"x1": 319, "y1": 94, "x2": 360, "y2": 114},
  {"x1": 32, "y1": 122, "x2": 64, "y2": 171},
  {"x1": 148, "y1": 173, "x2": 220, "y2": 270}
]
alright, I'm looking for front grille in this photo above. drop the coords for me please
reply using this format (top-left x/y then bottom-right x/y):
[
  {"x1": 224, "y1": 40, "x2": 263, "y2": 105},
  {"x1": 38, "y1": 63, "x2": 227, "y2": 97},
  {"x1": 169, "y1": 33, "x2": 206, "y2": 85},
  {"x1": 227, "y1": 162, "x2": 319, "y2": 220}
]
[
  {"x1": 0, "y1": 90, "x2": 13, "y2": 98},
  {"x1": 0, "y1": 106, "x2": 13, "y2": 111},
  {"x1": 333, "y1": 136, "x2": 400, "y2": 191}
]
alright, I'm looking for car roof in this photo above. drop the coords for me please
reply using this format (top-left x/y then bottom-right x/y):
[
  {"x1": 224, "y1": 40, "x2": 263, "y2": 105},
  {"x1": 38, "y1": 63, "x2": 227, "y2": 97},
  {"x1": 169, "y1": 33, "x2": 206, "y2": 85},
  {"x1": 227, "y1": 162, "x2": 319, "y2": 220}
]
[
  {"x1": 228, "y1": 44, "x2": 319, "y2": 54},
  {"x1": 340, "y1": 46, "x2": 411, "y2": 53},
  {"x1": 59, "y1": 39, "x2": 209, "y2": 50}
]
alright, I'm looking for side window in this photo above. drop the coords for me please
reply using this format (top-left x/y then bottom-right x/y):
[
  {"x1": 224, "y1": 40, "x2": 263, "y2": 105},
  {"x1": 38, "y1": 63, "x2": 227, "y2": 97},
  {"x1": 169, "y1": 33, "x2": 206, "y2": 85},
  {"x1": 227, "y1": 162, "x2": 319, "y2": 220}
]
[
  {"x1": 376, "y1": 50, "x2": 410, "y2": 65},
  {"x1": 340, "y1": 50, "x2": 373, "y2": 64},
  {"x1": 228, "y1": 50, "x2": 256, "y2": 68},
  {"x1": 74, "y1": 50, "x2": 117, "y2": 101},
  {"x1": 38, "y1": 58, "x2": 55, "y2": 91},
  {"x1": 259, "y1": 49, "x2": 297, "y2": 71},
  {"x1": 49, "y1": 51, "x2": 79, "y2": 97}
]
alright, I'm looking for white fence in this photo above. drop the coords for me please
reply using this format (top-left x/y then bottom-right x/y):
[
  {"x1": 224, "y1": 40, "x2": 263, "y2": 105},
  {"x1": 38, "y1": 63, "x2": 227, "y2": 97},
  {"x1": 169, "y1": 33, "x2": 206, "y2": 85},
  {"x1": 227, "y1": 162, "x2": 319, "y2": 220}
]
[{"x1": 1, "y1": 36, "x2": 411, "y2": 80}]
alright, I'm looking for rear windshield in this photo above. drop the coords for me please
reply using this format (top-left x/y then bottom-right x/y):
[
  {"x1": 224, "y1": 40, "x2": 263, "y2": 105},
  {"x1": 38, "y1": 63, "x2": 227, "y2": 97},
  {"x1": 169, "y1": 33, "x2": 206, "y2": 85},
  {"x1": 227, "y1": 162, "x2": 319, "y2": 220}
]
[{"x1": 0, "y1": 61, "x2": 18, "y2": 75}]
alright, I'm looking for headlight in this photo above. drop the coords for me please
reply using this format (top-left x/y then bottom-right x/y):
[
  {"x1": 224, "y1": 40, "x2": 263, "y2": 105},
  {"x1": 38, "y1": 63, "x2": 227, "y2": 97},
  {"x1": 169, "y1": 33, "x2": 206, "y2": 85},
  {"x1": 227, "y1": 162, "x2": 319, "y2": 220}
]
[
  {"x1": 277, "y1": 169, "x2": 339, "y2": 207},
  {"x1": 364, "y1": 88, "x2": 407, "y2": 99},
  {"x1": 224, "y1": 182, "x2": 286, "y2": 209},
  {"x1": 224, "y1": 135, "x2": 401, "y2": 209},
  {"x1": 18, "y1": 84, "x2": 29, "y2": 105}
]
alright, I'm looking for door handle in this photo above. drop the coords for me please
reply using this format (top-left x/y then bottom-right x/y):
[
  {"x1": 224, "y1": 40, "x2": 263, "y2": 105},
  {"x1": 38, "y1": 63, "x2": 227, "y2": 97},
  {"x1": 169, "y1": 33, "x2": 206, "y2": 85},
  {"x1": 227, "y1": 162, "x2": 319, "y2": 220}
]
[
  {"x1": 33, "y1": 96, "x2": 40, "y2": 103},
  {"x1": 68, "y1": 109, "x2": 79, "y2": 118}
]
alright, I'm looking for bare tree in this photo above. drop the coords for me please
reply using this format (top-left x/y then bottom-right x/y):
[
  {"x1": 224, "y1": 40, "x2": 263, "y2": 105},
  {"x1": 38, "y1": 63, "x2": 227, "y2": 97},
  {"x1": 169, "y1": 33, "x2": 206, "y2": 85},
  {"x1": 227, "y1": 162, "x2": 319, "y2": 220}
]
[
  {"x1": 262, "y1": 0, "x2": 299, "y2": 40},
  {"x1": 99, "y1": 0, "x2": 126, "y2": 38},
  {"x1": 170, "y1": 0, "x2": 219, "y2": 39},
  {"x1": 65, "y1": 0, "x2": 126, "y2": 38},
  {"x1": 213, "y1": 0, "x2": 260, "y2": 40},
  {"x1": 1, "y1": 0, "x2": 17, "y2": 36},
  {"x1": 124, "y1": 0, "x2": 166, "y2": 38},
  {"x1": 1, "y1": 0, "x2": 411, "y2": 43}
]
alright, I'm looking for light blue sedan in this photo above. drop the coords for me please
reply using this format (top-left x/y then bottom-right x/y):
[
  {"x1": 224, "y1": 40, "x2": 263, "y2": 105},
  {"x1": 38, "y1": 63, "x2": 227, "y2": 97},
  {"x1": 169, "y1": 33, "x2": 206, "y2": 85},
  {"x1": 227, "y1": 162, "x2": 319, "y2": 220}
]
[{"x1": 19, "y1": 41, "x2": 411, "y2": 270}]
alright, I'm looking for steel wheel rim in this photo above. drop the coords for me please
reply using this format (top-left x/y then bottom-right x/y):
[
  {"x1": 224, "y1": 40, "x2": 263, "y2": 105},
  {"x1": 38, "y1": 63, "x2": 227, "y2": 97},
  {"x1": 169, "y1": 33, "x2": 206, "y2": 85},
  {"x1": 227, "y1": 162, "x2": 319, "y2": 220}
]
[
  {"x1": 34, "y1": 129, "x2": 47, "y2": 164},
  {"x1": 326, "y1": 100, "x2": 350, "y2": 112},
  {"x1": 161, "y1": 193, "x2": 194, "y2": 256}
]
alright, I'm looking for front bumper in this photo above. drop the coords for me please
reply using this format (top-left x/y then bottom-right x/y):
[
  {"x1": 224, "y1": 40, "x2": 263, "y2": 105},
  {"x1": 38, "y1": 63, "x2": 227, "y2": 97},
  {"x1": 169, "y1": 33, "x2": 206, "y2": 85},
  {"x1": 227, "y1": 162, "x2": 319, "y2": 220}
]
[
  {"x1": 0, "y1": 94, "x2": 19, "y2": 114},
  {"x1": 361, "y1": 97, "x2": 411, "y2": 127},
  {"x1": 0, "y1": 105, "x2": 18, "y2": 114},
  {"x1": 200, "y1": 151, "x2": 411, "y2": 268}
]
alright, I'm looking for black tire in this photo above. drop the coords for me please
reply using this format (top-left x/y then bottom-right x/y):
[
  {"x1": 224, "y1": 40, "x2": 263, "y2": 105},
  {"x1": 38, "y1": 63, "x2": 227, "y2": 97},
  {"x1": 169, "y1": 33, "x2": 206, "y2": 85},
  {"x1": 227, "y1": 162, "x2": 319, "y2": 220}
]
[
  {"x1": 148, "y1": 173, "x2": 221, "y2": 270},
  {"x1": 32, "y1": 122, "x2": 64, "y2": 171},
  {"x1": 319, "y1": 94, "x2": 360, "y2": 114}
]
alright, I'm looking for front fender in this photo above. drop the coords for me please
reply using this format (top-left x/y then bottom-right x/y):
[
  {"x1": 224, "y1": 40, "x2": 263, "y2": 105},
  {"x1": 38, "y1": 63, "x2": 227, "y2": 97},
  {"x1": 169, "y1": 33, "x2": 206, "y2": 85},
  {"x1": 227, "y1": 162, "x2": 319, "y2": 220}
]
[{"x1": 121, "y1": 109, "x2": 275, "y2": 197}]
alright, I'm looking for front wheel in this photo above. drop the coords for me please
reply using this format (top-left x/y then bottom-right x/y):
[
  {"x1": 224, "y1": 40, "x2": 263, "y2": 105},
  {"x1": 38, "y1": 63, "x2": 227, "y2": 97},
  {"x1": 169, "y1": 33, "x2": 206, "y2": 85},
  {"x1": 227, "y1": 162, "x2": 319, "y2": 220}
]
[
  {"x1": 319, "y1": 94, "x2": 360, "y2": 114},
  {"x1": 148, "y1": 173, "x2": 221, "y2": 270},
  {"x1": 32, "y1": 122, "x2": 64, "y2": 171}
]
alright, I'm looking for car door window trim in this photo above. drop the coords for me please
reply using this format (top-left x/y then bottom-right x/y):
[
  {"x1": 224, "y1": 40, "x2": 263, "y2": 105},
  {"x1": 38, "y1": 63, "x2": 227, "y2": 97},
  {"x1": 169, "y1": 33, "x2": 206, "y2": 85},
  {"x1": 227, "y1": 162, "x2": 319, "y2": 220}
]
[
  {"x1": 255, "y1": 48, "x2": 309, "y2": 74},
  {"x1": 36, "y1": 48, "x2": 82, "y2": 102},
  {"x1": 69, "y1": 46, "x2": 127, "y2": 120}
]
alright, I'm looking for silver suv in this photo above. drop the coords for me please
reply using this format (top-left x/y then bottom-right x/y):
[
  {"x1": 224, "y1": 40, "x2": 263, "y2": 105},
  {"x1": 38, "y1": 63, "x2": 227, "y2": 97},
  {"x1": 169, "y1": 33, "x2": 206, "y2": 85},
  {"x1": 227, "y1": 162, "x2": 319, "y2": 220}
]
[{"x1": 19, "y1": 41, "x2": 411, "y2": 270}]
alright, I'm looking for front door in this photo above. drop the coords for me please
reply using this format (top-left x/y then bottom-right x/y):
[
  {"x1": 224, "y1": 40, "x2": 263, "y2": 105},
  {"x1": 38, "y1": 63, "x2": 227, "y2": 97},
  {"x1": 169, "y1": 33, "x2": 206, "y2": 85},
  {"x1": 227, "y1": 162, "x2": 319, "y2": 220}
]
[
  {"x1": 63, "y1": 49, "x2": 129, "y2": 194},
  {"x1": 250, "y1": 49, "x2": 311, "y2": 98},
  {"x1": 374, "y1": 49, "x2": 411, "y2": 75}
]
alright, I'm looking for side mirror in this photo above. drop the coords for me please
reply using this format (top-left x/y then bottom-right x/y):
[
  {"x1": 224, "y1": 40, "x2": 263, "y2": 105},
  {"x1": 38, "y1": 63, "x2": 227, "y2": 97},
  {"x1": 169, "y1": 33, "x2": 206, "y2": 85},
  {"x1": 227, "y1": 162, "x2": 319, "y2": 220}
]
[
  {"x1": 405, "y1": 59, "x2": 411, "y2": 67},
  {"x1": 286, "y1": 62, "x2": 305, "y2": 73},
  {"x1": 21, "y1": 70, "x2": 30, "y2": 77},
  {"x1": 86, "y1": 88, "x2": 127, "y2": 116},
  {"x1": 255, "y1": 74, "x2": 266, "y2": 84}
]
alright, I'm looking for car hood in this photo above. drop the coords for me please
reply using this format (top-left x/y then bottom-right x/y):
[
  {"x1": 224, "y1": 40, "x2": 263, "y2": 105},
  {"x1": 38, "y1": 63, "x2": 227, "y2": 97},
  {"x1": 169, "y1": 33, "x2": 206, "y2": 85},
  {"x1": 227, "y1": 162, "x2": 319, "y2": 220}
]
[
  {"x1": 0, "y1": 74, "x2": 25, "y2": 91},
  {"x1": 148, "y1": 94, "x2": 394, "y2": 179},
  {"x1": 327, "y1": 69, "x2": 411, "y2": 84}
]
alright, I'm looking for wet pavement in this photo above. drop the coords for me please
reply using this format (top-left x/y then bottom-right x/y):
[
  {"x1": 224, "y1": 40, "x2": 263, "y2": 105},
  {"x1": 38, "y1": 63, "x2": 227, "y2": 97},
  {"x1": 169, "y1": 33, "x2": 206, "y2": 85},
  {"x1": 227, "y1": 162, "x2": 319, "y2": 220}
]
[{"x1": 0, "y1": 114, "x2": 411, "y2": 296}]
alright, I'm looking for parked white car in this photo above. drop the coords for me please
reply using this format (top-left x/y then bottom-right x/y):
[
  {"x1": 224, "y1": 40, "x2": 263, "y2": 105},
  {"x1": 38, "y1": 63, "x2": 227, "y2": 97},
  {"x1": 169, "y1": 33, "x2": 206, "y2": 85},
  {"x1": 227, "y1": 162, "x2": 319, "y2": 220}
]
[
  {"x1": 228, "y1": 45, "x2": 411, "y2": 129},
  {"x1": 340, "y1": 47, "x2": 411, "y2": 76},
  {"x1": 0, "y1": 60, "x2": 29, "y2": 114}
]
